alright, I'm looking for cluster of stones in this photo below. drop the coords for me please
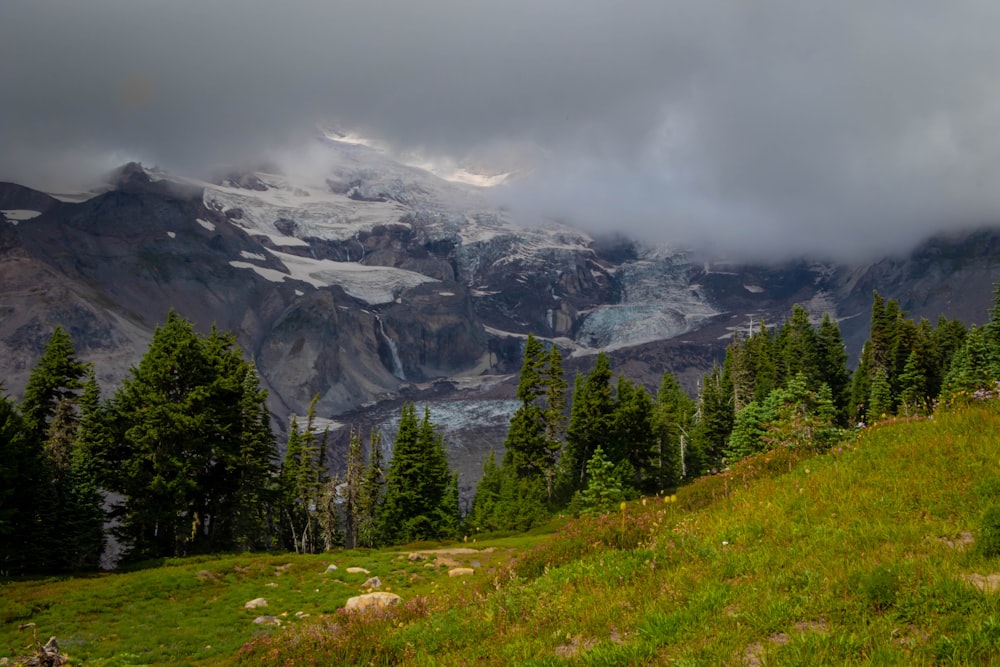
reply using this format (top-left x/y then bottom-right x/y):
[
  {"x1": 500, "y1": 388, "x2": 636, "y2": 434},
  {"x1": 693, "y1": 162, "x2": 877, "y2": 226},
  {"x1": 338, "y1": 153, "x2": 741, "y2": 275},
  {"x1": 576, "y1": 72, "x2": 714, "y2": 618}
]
[{"x1": 243, "y1": 551, "x2": 483, "y2": 622}]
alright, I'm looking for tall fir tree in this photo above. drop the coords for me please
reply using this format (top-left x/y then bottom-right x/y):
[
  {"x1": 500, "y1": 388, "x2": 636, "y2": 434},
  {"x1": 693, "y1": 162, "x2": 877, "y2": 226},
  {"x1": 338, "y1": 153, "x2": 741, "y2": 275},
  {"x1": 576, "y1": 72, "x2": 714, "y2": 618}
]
[
  {"x1": 356, "y1": 429, "x2": 386, "y2": 548},
  {"x1": 377, "y1": 405, "x2": 458, "y2": 544},
  {"x1": 559, "y1": 351, "x2": 615, "y2": 497},
  {"x1": 279, "y1": 396, "x2": 330, "y2": 554},
  {"x1": 109, "y1": 311, "x2": 278, "y2": 560},
  {"x1": 0, "y1": 390, "x2": 32, "y2": 575},
  {"x1": 652, "y1": 373, "x2": 695, "y2": 489}
]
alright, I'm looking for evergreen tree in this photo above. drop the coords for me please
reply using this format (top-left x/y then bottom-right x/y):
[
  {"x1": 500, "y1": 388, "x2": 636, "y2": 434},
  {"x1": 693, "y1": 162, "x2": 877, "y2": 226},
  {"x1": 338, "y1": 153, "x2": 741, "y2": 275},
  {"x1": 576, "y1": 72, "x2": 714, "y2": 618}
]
[
  {"x1": 777, "y1": 305, "x2": 820, "y2": 388},
  {"x1": 541, "y1": 345, "x2": 567, "y2": 498},
  {"x1": 0, "y1": 390, "x2": 32, "y2": 575},
  {"x1": 342, "y1": 428, "x2": 365, "y2": 549},
  {"x1": 355, "y1": 429, "x2": 385, "y2": 548},
  {"x1": 578, "y1": 446, "x2": 624, "y2": 516},
  {"x1": 17, "y1": 328, "x2": 90, "y2": 573},
  {"x1": 816, "y1": 314, "x2": 851, "y2": 426},
  {"x1": 559, "y1": 351, "x2": 615, "y2": 497},
  {"x1": 467, "y1": 450, "x2": 503, "y2": 533},
  {"x1": 279, "y1": 397, "x2": 329, "y2": 554},
  {"x1": 377, "y1": 405, "x2": 458, "y2": 544},
  {"x1": 691, "y1": 364, "x2": 734, "y2": 473},
  {"x1": 609, "y1": 377, "x2": 655, "y2": 491},
  {"x1": 65, "y1": 368, "x2": 108, "y2": 570},
  {"x1": 761, "y1": 373, "x2": 840, "y2": 452},
  {"x1": 652, "y1": 373, "x2": 695, "y2": 489},
  {"x1": 725, "y1": 398, "x2": 777, "y2": 463},
  {"x1": 110, "y1": 311, "x2": 278, "y2": 560},
  {"x1": 20, "y1": 326, "x2": 86, "y2": 440},
  {"x1": 898, "y1": 349, "x2": 930, "y2": 416},
  {"x1": 230, "y1": 361, "x2": 278, "y2": 552},
  {"x1": 868, "y1": 367, "x2": 893, "y2": 421},
  {"x1": 503, "y1": 336, "x2": 565, "y2": 499}
]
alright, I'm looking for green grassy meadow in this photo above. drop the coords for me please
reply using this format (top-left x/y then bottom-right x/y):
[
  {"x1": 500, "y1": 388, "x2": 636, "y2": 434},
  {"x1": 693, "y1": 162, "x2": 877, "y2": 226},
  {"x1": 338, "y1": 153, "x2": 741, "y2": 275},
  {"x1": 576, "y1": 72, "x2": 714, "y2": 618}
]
[{"x1": 6, "y1": 403, "x2": 1000, "y2": 665}]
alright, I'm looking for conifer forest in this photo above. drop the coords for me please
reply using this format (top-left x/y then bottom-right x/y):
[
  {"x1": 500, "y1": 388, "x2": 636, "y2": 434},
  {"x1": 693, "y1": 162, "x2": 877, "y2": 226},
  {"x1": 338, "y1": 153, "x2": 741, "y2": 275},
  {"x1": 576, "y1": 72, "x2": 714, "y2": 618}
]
[{"x1": 3, "y1": 287, "x2": 1000, "y2": 577}]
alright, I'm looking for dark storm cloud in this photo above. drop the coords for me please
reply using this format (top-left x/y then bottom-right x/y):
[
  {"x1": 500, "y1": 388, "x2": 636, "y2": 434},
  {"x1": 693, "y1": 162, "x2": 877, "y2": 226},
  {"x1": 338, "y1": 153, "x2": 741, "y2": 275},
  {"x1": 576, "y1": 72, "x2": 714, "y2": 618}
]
[{"x1": 3, "y1": 1, "x2": 1000, "y2": 259}]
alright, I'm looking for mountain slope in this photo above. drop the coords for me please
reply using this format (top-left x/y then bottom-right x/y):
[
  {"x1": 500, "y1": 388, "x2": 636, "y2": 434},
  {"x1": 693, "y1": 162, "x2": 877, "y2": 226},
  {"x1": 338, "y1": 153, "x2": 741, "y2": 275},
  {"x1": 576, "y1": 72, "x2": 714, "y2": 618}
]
[{"x1": 3, "y1": 139, "x2": 1000, "y2": 485}]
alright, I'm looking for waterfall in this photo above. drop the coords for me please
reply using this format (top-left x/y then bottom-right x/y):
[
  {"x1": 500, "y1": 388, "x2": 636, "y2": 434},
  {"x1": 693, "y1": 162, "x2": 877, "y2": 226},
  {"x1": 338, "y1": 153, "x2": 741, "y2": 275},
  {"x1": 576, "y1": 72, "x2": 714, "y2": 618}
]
[{"x1": 375, "y1": 313, "x2": 405, "y2": 380}]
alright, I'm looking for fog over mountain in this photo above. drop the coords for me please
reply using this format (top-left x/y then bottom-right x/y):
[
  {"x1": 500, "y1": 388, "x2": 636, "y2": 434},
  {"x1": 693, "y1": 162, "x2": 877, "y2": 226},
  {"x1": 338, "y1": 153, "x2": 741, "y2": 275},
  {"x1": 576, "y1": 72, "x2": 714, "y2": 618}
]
[{"x1": 4, "y1": 1, "x2": 1000, "y2": 260}]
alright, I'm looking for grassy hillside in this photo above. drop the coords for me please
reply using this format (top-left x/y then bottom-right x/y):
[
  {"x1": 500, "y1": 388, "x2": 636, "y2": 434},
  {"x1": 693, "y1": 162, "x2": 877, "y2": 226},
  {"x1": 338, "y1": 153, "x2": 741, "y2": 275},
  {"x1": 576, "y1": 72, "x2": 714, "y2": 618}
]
[{"x1": 6, "y1": 403, "x2": 1000, "y2": 665}]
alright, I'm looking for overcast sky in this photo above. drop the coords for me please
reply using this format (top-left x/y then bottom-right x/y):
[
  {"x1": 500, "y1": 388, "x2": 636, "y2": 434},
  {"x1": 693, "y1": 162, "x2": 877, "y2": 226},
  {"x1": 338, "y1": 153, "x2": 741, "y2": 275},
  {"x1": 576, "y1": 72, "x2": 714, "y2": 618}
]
[{"x1": 3, "y1": 1, "x2": 1000, "y2": 260}]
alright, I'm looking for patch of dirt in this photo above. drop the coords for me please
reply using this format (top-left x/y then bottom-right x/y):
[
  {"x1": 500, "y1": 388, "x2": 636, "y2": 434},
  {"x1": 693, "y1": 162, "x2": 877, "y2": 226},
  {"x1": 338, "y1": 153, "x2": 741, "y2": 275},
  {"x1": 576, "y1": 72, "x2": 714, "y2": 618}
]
[
  {"x1": 768, "y1": 632, "x2": 790, "y2": 646},
  {"x1": 415, "y1": 547, "x2": 496, "y2": 555},
  {"x1": 793, "y1": 620, "x2": 828, "y2": 633},
  {"x1": 743, "y1": 641, "x2": 764, "y2": 666},
  {"x1": 938, "y1": 532, "x2": 975, "y2": 549},
  {"x1": 742, "y1": 620, "x2": 827, "y2": 665},
  {"x1": 554, "y1": 635, "x2": 597, "y2": 658}
]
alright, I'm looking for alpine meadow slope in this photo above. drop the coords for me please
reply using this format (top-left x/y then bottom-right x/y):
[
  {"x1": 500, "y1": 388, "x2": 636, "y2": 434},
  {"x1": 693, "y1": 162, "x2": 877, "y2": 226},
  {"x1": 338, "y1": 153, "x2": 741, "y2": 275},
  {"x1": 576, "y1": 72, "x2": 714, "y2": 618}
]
[{"x1": 4, "y1": 402, "x2": 1000, "y2": 664}]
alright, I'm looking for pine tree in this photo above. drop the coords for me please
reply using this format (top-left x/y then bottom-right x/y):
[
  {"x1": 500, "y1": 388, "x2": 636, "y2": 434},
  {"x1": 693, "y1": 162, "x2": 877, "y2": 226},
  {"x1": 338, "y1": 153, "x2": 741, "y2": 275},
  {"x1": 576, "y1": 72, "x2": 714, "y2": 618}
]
[
  {"x1": 777, "y1": 305, "x2": 820, "y2": 388},
  {"x1": 17, "y1": 328, "x2": 89, "y2": 573},
  {"x1": 691, "y1": 364, "x2": 734, "y2": 473},
  {"x1": 110, "y1": 311, "x2": 278, "y2": 560},
  {"x1": 609, "y1": 377, "x2": 655, "y2": 491},
  {"x1": 559, "y1": 351, "x2": 615, "y2": 497},
  {"x1": 868, "y1": 367, "x2": 893, "y2": 422},
  {"x1": 816, "y1": 314, "x2": 851, "y2": 426},
  {"x1": 0, "y1": 390, "x2": 32, "y2": 575},
  {"x1": 579, "y1": 446, "x2": 624, "y2": 516},
  {"x1": 377, "y1": 405, "x2": 458, "y2": 544},
  {"x1": 356, "y1": 429, "x2": 385, "y2": 548},
  {"x1": 20, "y1": 326, "x2": 86, "y2": 440},
  {"x1": 725, "y1": 399, "x2": 776, "y2": 463},
  {"x1": 65, "y1": 368, "x2": 108, "y2": 570},
  {"x1": 279, "y1": 397, "x2": 329, "y2": 554},
  {"x1": 468, "y1": 450, "x2": 503, "y2": 533},
  {"x1": 898, "y1": 349, "x2": 929, "y2": 416},
  {"x1": 342, "y1": 428, "x2": 365, "y2": 549},
  {"x1": 652, "y1": 373, "x2": 695, "y2": 489},
  {"x1": 541, "y1": 345, "x2": 567, "y2": 499}
]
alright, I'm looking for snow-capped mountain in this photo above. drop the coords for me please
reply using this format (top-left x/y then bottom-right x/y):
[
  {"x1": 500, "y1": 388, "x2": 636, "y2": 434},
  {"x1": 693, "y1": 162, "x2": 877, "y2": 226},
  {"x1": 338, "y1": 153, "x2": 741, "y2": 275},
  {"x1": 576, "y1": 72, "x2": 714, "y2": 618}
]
[{"x1": 3, "y1": 135, "x2": 1000, "y2": 495}]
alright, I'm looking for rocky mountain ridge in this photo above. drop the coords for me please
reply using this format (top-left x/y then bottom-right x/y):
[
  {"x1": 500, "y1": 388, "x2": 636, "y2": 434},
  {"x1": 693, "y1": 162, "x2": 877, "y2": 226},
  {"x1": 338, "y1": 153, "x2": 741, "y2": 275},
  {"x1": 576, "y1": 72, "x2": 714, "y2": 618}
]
[{"x1": 3, "y1": 138, "x2": 1000, "y2": 494}]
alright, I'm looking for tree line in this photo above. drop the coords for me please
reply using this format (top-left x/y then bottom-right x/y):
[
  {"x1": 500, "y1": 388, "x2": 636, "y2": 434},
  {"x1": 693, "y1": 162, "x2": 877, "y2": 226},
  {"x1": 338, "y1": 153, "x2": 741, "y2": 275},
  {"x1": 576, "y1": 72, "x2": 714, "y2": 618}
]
[
  {"x1": 0, "y1": 311, "x2": 459, "y2": 576},
  {"x1": 468, "y1": 288, "x2": 997, "y2": 527},
  {"x1": 3, "y1": 288, "x2": 1000, "y2": 574}
]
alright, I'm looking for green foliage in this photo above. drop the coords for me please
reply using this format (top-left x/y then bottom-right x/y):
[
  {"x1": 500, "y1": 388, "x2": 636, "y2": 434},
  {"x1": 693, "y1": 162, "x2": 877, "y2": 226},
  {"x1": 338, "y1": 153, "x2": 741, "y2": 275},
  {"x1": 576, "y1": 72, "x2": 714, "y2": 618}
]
[
  {"x1": 109, "y1": 311, "x2": 278, "y2": 561},
  {"x1": 725, "y1": 399, "x2": 776, "y2": 463},
  {"x1": 279, "y1": 397, "x2": 333, "y2": 554},
  {"x1": 977, "y1": 505, "x2": 1000, "y2": 558},
  {"x1": 377, "y1": 404, "x2": 459, "y2": 545},
  {"x1": 560, "y1": 351, "x2": 615, "y2": 497},
  {"x1": 579, "y1": 446, "x2": 624, "y2": 515},
  {"x1": 356, "y1": 429, "x2": 386, "y2": 548},
  {"x1": 856, "y1": 565, "x2": 899, "y2": 612},
  {"x1": 652, "y1": 373, "x2": 695, "y2": 489}
]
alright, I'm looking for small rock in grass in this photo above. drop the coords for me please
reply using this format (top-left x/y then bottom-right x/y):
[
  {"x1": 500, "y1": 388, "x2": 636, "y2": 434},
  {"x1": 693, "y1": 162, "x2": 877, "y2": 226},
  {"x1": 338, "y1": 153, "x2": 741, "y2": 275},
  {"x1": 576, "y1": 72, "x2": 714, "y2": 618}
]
[
  {"x1": 448, "y1": 568, "x2": 475, "y2": 577},
  {"x1": 407, "y1": 552, "x2": 425, "y2": 562},
  {"x1": 324, "y1": 564, "x2": 338, "y2": 573},
  {"x1": 295, "y1": 611, "x2": 309, "y2": 619},
  {"x1": 346, "y1": 566, "x2": 370, "y2": 574},
  {"x1": 253, "y1": 615, "x2": 281, "y2": 626},
  {"x1": 244, "y1": 598, "x2": 268, "y2": 610},
  {"x1": 471, "y1": 560, "x2": 481, "y2": 568},
  {"x1": 264, "y1": 582, "x2": 278, "y2": 588},
  {"x1": 344, "y1": 592, "x2": 402, "y2": 612},
  {"x1": 362, "y1": 576, "x2": 382, "y2": 590}
]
